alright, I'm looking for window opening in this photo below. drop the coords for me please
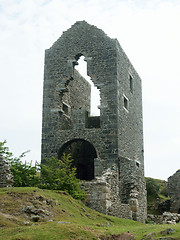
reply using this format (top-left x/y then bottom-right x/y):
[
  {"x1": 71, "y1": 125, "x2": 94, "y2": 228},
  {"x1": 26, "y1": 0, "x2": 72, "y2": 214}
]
[
  {"x1": 62, "y1": 102, "x2": 69, "y2": 115},
  {"x1": 75, "y1": 56, "x2": 100, "y2": 116},
  {"x1": 123, "y1": 95, "x2": 129, "y2": 111},
  {"x1": 129, "y1": 74, "x2": 133, "y2": 93},
  {"x1": 136, "y1": 162, "x2": 140, "y2": 167}
]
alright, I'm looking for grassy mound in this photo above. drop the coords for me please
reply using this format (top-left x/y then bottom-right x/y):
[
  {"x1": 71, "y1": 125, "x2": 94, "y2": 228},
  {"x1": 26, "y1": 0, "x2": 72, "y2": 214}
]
[
  {"x1": 0, "y1": 187, "x2": 179, "y2": 240},
  {"x1": 146, "y1": 177, "x2": 170, "y2": 214}
]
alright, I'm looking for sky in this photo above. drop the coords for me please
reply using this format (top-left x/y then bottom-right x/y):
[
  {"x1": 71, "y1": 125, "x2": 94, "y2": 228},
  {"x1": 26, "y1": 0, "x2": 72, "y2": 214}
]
[{"x1": 0, "y1": 0, "x2": 180, "y2": 180}]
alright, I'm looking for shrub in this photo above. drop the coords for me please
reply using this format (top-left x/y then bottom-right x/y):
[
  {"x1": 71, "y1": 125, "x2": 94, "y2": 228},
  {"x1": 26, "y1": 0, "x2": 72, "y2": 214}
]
[
  {"x1": 0, "y1": 141, "x2": 85, "y2": 200},
  {"x1": 10, "y1": 153, "x2": 40, "y2": 187},
  {"x1": 40, "y1": 154, "x2": 85, "y2": 200},
  {"x1": 0, "y1": 140, "x2": 13, "y2": 159},
  {"x1": 0, "y1": 140, "x2": 40, "y2": 187}
]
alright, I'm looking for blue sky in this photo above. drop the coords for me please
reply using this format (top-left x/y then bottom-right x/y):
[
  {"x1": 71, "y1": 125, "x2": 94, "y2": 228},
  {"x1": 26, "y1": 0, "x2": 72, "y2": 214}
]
[{"x1": 0, "y1": 0, "x2": 180, "y2": 180}]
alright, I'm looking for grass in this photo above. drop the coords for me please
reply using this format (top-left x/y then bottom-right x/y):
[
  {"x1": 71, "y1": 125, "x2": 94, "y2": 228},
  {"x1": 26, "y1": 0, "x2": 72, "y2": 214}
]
[
  {"x1": 0, "y1": 187, "x2": 179, "y2": 240},
  {"x1": 146, "y1": 177, "x2": 170, "y2": 214}
]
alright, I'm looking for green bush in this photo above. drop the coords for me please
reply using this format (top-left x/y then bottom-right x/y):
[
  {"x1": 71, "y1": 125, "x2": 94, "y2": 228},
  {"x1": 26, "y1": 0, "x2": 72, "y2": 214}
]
[
  {"x1": 0, "y1": 140, "x2": 13, "y2": 159},
  {"x1": 0, "y1": 140, "x2": 40, "y2": 187},
  {"x1": 10, "y1": 153, "x2": 40, "y2": 187},
  {"x1": 40, "y1": 154, "x2": 85, "y2": 200},
  {"x1": 0, "y1": 141, "x2": 85, "y2": 200}
]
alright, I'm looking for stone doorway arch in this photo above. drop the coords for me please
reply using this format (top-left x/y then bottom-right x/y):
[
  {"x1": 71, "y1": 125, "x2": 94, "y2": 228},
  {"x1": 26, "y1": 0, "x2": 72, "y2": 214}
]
[{"x1": 58, "y1": 139, "x2": 97, "y2": 181}]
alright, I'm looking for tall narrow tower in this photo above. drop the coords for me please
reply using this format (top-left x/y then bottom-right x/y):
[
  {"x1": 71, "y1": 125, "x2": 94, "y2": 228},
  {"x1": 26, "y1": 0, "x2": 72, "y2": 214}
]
[{"x1": 41, "y1": 21, "x2": 147, "y2": 222}]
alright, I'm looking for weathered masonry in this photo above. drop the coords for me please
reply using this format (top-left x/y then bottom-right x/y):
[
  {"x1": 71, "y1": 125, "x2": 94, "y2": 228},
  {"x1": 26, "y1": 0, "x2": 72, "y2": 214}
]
[
  {"x1": 168, "y1": 170, "x2": 180, "y2": 214},
  {"x1": 0, "y1": 154, "x2": 13, "y2": 188},
  {"x1": 41, "y1": 21, "x2": 147, "y2": 222}
]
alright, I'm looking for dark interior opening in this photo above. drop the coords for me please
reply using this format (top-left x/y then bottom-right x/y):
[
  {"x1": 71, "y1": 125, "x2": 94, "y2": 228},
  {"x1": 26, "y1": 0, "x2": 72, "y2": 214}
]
[
  {"x1": 63, "y1": 103, "x2": 69, "y2": 115},
  {"x1": 124, "y1": 96, "x2": 128, "y2": 110},
  {"x1": 129, "y1": 74, "x2": 133, "y2": 93},
  {"x1": 86, "y1": 116, "x2": 100, "y2": 128},
  {"x1": 58, "y1": 139, "x2": 97, "y2": 181}
]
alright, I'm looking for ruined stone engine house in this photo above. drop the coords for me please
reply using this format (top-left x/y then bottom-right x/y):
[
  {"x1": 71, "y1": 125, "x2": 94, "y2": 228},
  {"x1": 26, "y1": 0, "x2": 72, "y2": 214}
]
[{"x1": 41, "y1": 21, "x2": 147, "y2": 222}]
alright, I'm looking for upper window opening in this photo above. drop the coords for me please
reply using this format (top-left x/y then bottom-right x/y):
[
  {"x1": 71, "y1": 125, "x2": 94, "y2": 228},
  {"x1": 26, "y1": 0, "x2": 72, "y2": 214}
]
[
  {"x1": 136, "y1": 162, "x2": 140, "y2": 167},
  {"x1": 62, "y1": 102, "x2": 69, "y2": 115},
  {"x1": 123, "y1": 95, "x2": 129, "y2": 111},
  {"x1": 129, "y1": 74, "x2": 133, "y2": 93},
  {"x1": 75, "y1": 56, "x2": 100, "y2": 116}
]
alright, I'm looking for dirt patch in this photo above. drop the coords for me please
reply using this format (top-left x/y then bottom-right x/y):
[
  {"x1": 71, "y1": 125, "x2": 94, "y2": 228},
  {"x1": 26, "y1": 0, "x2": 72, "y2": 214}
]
[
  {"x1": 0, "y1": 211, "x2": 19, "y2": 220},
  {"x1": 101, "y1": 232, "x2": 135, "y2": 240}
]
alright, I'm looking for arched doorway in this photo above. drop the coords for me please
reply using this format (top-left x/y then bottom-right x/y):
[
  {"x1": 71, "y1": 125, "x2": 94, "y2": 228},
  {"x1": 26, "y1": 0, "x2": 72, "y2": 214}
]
[{"x1": 58, "y1": 139, "x2": 97, "y2": 181}]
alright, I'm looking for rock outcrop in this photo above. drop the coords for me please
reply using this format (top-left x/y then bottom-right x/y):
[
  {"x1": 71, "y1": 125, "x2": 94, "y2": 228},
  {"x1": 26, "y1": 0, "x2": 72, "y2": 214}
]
[
  {"x1": 147, "y1": 212, "x2": 180, "y2": 224},
  {"x1": 168, "y1": 170, "x2": 180, "y2": 213}
]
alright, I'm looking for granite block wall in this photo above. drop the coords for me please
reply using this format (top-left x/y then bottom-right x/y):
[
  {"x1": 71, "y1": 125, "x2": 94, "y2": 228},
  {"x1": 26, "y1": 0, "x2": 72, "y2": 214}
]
[
  {"x1": 41, "y1": 21, "x2": 147, "y2": 222},
  {"x1": 0, "y1": 155, "x2": 13, "y2": 188}
]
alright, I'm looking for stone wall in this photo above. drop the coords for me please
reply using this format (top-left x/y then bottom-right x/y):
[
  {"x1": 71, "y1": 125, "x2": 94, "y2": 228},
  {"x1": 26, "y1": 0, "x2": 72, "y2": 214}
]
[
  {"x1": 119, "y1": 157, "x2": 147, "y2": 222},
  {"x1": 41, "y1": 21, "x2": 147, "y2": 222},
  {"x1": 148, "y1": 212, "x2": 180, "y2": 224},
  {"x1": 168, "y1": 170, "x2": 180, "y2": 213},
  {"x1": 82, "y1": 168, "x2": 133, "y2": 220},
  {"x1": 0, "y1": 154, "x2": 13, "y2": 188}
]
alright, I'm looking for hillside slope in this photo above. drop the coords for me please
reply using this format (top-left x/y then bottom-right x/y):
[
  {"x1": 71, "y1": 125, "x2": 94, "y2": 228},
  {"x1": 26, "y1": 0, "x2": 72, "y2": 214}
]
[
  {"x1": 146, "y1": 177, "x2": 170, "y2": 214},
  {"x1": 0, "y1": 187, "x2": 179, "y2": 240}
]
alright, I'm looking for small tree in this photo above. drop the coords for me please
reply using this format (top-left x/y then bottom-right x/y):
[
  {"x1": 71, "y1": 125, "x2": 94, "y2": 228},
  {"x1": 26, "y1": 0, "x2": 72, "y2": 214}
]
[
  {"x1": 10, "y1": 153, "x2": 40, "y2": 187},
  {"x1": 0, "y1": 140, "x2": 13, "y2": 159},
  {"x1": 0, "y1": 141, "x2": 40, "y2": 187},
  {"x1": 40, "y1": 154, "x2": 85, "y2": 200}
]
